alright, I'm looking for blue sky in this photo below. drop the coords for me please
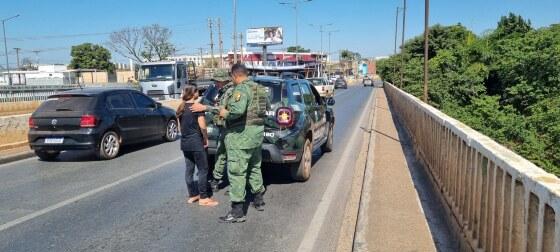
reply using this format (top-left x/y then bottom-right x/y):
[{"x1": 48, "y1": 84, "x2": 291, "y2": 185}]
[{"x1": 1, "y1": 0, "x2": 559, "y2": 65}]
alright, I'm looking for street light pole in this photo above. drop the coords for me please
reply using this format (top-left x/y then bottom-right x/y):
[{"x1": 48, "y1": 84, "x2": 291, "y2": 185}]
[
  {"x1": 232, "y1": 0, "x2": 238, "y2": 63},
  {"x1": 394, "y1": 7, "x2": 400, "y2": 84},
  {"x1": 400, "y1": 0, "x2": 406, "y2": 88},
  {"x1": 2, "y1": 14, "x2": 19, "y2": 86},
  {"x1": 423, "y1": 0, "x2": 429, "y2": 102},
  {"x1": 279, "y1": 0, "x2": 311, "y2": 63},
  {"x1": 327, "y1": 30, "x2": 339, "y2": 63}
]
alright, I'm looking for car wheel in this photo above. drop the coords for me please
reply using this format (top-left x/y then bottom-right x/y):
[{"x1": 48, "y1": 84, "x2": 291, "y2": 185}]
[
  {"x1": 321, "y1": 123, "x2": 334, "y2": 153},
  {"x1": 164, "y1": 119, "x2": 178, "y2": 141},
  {"x1": 98, "y1": 131, "x2": 120, "y2": 160},
  {"x1": 35, "y1": 150, "x2": 60, "y2": 161},
  {"x1": 290, "y1": 138, "x2": 312, "y2": 181}
]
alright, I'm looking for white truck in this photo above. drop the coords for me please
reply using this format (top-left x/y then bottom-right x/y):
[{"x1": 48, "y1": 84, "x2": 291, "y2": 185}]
[{"x1": 138, "y1": 61, "x2": 196, "y2": 100}]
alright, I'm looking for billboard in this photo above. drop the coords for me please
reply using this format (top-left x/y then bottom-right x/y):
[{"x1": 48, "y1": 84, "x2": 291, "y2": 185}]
[{"x1": 246, "y1": 27, "x2": 283, "y2": 46}]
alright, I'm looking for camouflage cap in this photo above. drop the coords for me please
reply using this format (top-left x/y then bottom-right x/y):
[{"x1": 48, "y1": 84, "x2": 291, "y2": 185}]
[{"x1": 212, "y1": 69, "x2": 231, "y2": 82}]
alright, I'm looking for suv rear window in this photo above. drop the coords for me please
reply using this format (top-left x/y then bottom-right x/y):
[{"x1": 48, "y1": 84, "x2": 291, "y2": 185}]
[
  {"x1": 37, "y1": 95, "x2": 95, "y2": 112},
  {"x1": 254, "y1": 81, "x2": 284, "y2": 104}
]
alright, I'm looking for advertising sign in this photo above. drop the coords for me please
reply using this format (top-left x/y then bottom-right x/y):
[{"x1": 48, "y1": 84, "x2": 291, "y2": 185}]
[{"x1": 246, "y1": 27, "x2": 283, "y2": 45}]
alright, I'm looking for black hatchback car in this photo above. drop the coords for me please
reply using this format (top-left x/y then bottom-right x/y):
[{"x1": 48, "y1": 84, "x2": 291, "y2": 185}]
[
  {"x1": 28, "y1": 88, "x2": 178, "y2": 160},
  {"x1": 334, "y1": 78, "x2": 348, "y2": 89}
]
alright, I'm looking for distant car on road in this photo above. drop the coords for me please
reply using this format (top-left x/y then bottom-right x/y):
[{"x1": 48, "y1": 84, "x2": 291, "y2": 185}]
[
  {"x1": 205, "y1": 76, "x2": 336, "y2": 181},
  {"x1": 307, "y1": 77, "x2": 335, "y2": 97},
  {"x1": 28, "y1": 88, "x2": 178, "y2": 161},
  {"x1": 363, "y1": 76, "x2": 374, "y2": 87},
  {"x1": 334, "y1": 78, "x2": 348, "y2": 89}
]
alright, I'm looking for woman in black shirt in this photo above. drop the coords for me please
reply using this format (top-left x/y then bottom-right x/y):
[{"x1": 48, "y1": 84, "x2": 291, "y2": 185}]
[{"x1": 176, "y1": 86, "x2": 218, "y2": 207}]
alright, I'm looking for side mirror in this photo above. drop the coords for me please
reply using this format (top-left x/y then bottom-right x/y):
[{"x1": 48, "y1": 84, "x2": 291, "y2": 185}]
[
  {"x1": 153, "y1": 102, "x2": 162, "y2": 109},
  {"x1": 327, "y1": 98, "x2": 335, "y2": 106}
]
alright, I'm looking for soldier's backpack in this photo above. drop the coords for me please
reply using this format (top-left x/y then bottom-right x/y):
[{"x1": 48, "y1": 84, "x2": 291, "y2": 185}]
[{"x1": 246, "y1": 82, "x2": 270, "y2": 125}]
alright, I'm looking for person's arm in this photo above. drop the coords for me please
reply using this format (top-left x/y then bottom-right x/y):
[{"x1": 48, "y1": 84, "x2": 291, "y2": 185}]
[
  {"x1": 220, "y1": 88, "x2": 249, "y2": 120},
  {"x1": 197, "y1": 114, "x2": 208, "y2": 148}
]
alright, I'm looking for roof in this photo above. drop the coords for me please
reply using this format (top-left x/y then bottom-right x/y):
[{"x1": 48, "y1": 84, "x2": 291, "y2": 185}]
[{"x1": 52, "y1": 88, "x2": 136, "y2": 96}]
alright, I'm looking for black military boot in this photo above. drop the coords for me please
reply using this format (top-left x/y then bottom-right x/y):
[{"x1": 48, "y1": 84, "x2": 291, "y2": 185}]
[
  {"x1": 209, "y1": 179, "x2": 221, "y2": 192},
  {"x1": 219, "y1": 202, "x2": 246, "y2": 223},
  {"x1": 252, "y1": 191, "x2": 265, "y2": 211}
]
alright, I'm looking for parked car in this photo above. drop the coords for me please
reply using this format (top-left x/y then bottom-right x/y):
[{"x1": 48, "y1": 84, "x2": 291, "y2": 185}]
[
  {"x1": 205, "y1": 76, "x2": 336, "y2": 181},
  {"x1": 307, "y1": 77, "x2": 335, "y2": 97},
  {"x1": 363, "y1": 76, "x2": 374, "y2": 86},
  {"x1": 28, "y1": 88, "x2": 178, "y2": 161},
  {"x1": 334, "y1": 78, "x2": 348, "y2": 89}
]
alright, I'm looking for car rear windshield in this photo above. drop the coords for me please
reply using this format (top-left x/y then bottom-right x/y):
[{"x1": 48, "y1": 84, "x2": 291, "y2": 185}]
[
  {"x1": 308, "y1": 79, "x2": 324, "y2": 86},
  {"x1": 37, "y1": 95, "x2": 95, "y2": 112},
  {"x1": 254, "y1": 81, "x2": 284, "y2": 104}
]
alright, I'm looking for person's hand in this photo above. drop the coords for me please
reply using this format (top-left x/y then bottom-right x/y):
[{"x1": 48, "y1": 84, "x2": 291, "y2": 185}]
[
  {"x1": 219, "y1": 108, "x2": 228, "y2": 118},
  {"x1": 190, "y1": 103, "x2": 206, "y2": 112},
  {"x1": 203, "y1": 138, "x2": 209, "y2": 148}
]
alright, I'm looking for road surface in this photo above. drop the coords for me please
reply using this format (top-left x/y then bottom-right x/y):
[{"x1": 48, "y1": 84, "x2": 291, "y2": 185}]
[{"x1": 0, "y1": 86, "x2": 375, "y2": 252}]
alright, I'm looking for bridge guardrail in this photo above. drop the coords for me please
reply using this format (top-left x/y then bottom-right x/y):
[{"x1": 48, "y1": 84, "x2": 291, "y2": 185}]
[
  {"x1": 384, "y1": 82, "x2": 560, "y2": 252},
  {"x1": 0, "y1": 84, "x2": 138, "y2": 103}
]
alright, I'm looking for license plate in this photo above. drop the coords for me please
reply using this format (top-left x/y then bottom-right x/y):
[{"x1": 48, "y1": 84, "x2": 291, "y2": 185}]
[{"x1": 45, "y1": 137, "x2": 64, "y2": 144}]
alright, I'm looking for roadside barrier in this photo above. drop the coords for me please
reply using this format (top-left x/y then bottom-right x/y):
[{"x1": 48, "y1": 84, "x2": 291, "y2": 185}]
[{"x1": 384, "y1": 82, "x2": 560, "y2": 252}]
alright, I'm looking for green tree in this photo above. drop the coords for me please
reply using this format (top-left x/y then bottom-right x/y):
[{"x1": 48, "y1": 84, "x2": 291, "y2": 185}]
[
  {"x1": 69, "y1": 43, "x2": 114, "y2": 72},
  {"x1": 287, "y1": 46, "x2": 310, "y2": 53}
]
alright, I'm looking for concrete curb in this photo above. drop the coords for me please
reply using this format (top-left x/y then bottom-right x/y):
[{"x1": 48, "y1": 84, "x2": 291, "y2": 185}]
[
  {"x1": 0, "y1": 150, "x2": 35, "y2": 165},
  {"x1": 335, "y1": 87, "x2": 377, "y2": 251}
]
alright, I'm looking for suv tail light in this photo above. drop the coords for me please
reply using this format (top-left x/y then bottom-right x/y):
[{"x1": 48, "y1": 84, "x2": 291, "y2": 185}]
[
  {"x1": 276, "y1": 107, "x2": 294, "y2": 127},
  {"x1": 28, "y1": 117, "x2": 36, "y2": 128},
  {"x1": 80, "y1": 114, "x2": 97, "y2": 128}
]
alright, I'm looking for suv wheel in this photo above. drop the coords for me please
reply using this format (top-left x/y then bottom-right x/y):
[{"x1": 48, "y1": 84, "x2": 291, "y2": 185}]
[
  {"x1": 321, "y1": 123, "x2": 334, "y2": 153},
  {"x1": 35, "y1": 150, "x2": 60, "y2": 161},
  {"x1": 290, "y1": 139, "x2": 312, "y2": 181},
  {"x1": 164, "y1": 119, "x2": 178, "y2": 141},
  {"x1": 98, "y1": 131, "x2": 120, "y2": 160}
]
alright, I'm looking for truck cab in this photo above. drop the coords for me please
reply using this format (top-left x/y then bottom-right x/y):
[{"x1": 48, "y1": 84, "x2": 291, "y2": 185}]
[{"x1": 138, "y1": 61, "x2": 195, "y2": 100}]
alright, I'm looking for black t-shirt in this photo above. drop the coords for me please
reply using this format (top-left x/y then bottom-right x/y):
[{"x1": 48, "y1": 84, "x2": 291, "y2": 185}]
[{"x1": 179, "y1": 103, "x2": 205, "y2": 152}]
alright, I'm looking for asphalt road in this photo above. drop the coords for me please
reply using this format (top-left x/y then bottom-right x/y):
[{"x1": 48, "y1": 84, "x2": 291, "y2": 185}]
[{"x1": 0, "y1": 85, "x2": 375, "y2": 252}]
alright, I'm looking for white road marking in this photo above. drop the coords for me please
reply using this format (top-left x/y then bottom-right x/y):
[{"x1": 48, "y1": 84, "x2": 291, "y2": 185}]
[
  {"x1": 0, "y1": 157, "x2": 183, "y2": 232},
  {"x1": 297, "y1": 88, "x2": 375, "y2": 251}
]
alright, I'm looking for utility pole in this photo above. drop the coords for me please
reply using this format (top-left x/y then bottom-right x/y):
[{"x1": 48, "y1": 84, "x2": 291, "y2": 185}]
[
  {"x1": 197, "y1": 47, "x2": 204, "y2": 67},
  {"x1": 2, "y1": 14, "x2": 19, "y2": 86},
  {"x1": 13, "y1": 47, "x2": 21, "y2": 69},
  {"x1": 394, "y1": 7, "x2": 400, "y2": 82},
  {"x1": 232, "y1": 0, "x2": 238, "y2": 63},
  {"x1": 217, "y1": 18, "x2": 224, "y2": 68},
  {"x1": 32, "y1": 50, "x2": 40, "y2": 65},
  {"x1": 239, "y1": 33, "x2": 244, "y2": 63},
  {"x1": 208, "y1": 18, "x2": 215, "y2": 69},
  {"x1": 400, "y1": 0, "x2": 407, "y2": 88},
  {"x1": 423, "y1": 0, "x2": 430, "y2": 102}
]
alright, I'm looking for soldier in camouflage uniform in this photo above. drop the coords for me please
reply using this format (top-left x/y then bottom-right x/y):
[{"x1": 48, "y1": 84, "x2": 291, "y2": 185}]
[
  {"x1": 190, "y1": 69, "x2": 232, "y2": 191},
  {"x1": 218, "y1": 63, "x2": 267, "y2": 223}
]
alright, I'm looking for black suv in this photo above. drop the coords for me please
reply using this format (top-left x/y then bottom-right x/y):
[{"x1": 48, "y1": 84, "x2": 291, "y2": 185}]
[
  {"x1": 28, "y1": 88, "x2": 178, "y2": 160},
  {"x1": 204, "y1": 76, "x2": 335, "y2": 181}
]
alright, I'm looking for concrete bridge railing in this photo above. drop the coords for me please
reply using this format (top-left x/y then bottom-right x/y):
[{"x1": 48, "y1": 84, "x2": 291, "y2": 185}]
[{"x1": 384, "y1": 82, "x2": 560, "y2": 252}]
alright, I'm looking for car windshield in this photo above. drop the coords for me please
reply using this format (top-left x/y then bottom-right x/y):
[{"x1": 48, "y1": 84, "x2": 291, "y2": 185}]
[
  {"x1": 37, "y1": 95, "x2": 95, "y2": 112},
  {"x1": 308, "y1": 79, "x2": 324, "y2": 86},
  {"x1": 139, "y1": 64, "x2": 174, "y2": 81}
]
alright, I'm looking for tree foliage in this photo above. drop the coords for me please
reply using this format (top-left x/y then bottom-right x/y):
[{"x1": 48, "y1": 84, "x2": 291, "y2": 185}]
[
  {"x1": 69, "y1": 43, "x2": 114, "y2": 72},
  {"x1": 108, "y1": 24, "x2": 176, "y2": 62},
  {"x1": 377, "y1": 13, "x2": 560, "y2": 175},
  {"x1": 287, "y1": 46, "x2": 310, "y2": 53}
]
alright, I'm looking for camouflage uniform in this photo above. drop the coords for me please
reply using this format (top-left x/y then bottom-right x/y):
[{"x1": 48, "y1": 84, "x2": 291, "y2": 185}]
[
  {"x1": 223, "y1": 79, "x2": 265, "y2": 203},
  {"x1": 205, "y1": 69, "x2": 232, "y2": 181}
]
